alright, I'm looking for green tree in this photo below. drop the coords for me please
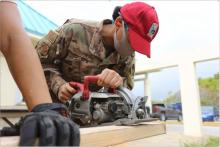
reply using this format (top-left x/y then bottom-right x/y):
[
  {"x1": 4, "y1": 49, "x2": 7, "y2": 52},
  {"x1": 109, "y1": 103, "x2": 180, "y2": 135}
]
[
  {"x1": 198, "y1": 73, "x2": 219, "y2": 107},
  {"x1": 163, "y1": 73, "x2": 219, "y2": 107}
]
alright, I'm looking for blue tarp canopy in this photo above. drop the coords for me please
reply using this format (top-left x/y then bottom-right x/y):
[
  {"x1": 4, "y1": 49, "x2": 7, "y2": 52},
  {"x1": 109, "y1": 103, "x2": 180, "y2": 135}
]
[{"x1": 17, "y1": 0, "x2": 58, "y2": 37}]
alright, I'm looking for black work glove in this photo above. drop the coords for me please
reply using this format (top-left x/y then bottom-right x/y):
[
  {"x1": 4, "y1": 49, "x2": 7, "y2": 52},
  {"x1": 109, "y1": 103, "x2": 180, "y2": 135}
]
[{"x1": 19, "y1": 103, "x2": 80, "y2": 146}]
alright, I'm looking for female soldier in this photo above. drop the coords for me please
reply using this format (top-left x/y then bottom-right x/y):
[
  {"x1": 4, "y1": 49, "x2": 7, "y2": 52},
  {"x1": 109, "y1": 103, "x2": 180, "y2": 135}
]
[{"x1": 36, "y1": 2, "x2": 159, "y2": 103}]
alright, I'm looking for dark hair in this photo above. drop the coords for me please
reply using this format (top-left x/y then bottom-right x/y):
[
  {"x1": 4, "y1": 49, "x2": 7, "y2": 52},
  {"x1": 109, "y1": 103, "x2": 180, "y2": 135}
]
[{"x1": 112, "y1": 6, "x2": 122, "y2": 21}]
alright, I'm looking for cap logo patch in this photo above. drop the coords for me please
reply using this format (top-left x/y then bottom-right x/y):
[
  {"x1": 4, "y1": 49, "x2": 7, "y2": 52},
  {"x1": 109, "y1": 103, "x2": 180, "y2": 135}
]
[{"x1": 147, "y1": 23, "x2": 158, "y2": 38}]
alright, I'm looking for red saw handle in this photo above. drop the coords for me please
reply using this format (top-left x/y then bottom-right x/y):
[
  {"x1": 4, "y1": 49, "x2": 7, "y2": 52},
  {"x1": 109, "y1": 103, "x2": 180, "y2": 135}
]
[
  {"x1": 69, "y1": 75, "x2": 116, "y2": 101},
  {"x1": 69, "y1": 76, "x2": 98, "y2": 101},
  {"x1": 69, "y1": 82, "x2": 84, "y2": 93},
  {"x1": 83, "y1": 76, "x2": 99, "y2": 100}
]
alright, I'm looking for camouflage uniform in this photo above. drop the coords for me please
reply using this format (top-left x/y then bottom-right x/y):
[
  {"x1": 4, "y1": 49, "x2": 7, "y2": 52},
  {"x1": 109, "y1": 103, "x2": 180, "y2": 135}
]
[{"x1": 35, "y1": 18, "x2": 135, "y2": 102}]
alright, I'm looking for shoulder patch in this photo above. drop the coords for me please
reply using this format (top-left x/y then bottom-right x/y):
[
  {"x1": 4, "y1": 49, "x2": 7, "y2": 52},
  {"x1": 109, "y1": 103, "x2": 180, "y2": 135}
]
[{"x1": 47, "y1": 31, "x2": 59, "y2": 43}]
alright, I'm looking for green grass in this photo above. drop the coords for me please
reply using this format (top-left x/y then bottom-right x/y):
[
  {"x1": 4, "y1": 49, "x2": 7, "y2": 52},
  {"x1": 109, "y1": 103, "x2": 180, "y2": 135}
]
[
  {"x1": 205, "y1": 137, "x2": 219, "y2": 147},
  {"x1": 184, "y1": 137, "x2": 219, "y2": 147}
]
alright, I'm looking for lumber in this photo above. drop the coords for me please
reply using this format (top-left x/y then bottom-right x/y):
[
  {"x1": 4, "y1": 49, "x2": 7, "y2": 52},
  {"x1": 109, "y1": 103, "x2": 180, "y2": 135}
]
[{"x1": 0, "y1": 122, "x2": 165, "y2": 147}]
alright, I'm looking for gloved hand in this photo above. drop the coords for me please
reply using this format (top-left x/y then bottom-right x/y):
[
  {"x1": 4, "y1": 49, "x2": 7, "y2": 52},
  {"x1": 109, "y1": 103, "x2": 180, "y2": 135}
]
[{"x1": 19, "y1": 103, "x2": 80, "y2": 146}]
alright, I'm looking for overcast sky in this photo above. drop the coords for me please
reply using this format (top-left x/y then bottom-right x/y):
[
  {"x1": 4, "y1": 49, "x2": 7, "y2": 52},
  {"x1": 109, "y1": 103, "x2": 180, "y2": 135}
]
[{"x1": 25, "y1": 1, "x2": 219, "y2": 100}]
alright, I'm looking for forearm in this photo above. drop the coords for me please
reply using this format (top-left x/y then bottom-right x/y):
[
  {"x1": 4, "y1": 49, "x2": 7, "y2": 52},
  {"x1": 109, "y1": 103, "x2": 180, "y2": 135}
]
[
  {"x1": 0, "y1": 2, "x2": 52, "y2": 111},
  {"x1": 47, "y1": 71, "x2": 66, "y2": 97},
  {"x1": 6, "y1": 35, "x2": 52, "y2": 110}
]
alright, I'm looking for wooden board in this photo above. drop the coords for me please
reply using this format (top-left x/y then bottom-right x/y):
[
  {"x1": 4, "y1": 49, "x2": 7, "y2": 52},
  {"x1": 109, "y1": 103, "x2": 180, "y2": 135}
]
[{"x1": 0, "y1": 122, "x2": 165, "y2": 147}]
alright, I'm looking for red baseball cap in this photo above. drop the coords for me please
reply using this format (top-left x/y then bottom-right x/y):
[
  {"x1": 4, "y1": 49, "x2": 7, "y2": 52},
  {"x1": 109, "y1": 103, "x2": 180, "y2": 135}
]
[{"x1": 120, "y1": 2, "x2": 159, "y2": 58}]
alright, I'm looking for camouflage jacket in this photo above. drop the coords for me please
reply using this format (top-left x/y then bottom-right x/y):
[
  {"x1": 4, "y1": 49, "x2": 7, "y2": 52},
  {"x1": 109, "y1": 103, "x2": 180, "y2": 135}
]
[{"x1": 35, "y1": 18, "x2": 135, "y2": 102}]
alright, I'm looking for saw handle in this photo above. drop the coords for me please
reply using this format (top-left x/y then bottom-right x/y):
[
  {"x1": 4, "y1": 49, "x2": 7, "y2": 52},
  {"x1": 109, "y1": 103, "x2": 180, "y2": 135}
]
[
  {"x1": 83, "y1": 76, "x2": 99, "y2": 100},
  {"x1": 69, "y1": 75, "x2": 116, "y2": 101},
  {"x1": 69, "y1": 76, "x2": 98, "y2": 100},
  {"x1": 69, "y1": 82, "x2": 84, "y2": 93}
]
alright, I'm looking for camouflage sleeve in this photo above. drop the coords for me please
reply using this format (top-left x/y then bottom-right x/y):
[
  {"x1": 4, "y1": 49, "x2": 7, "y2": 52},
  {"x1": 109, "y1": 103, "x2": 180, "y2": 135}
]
[
  {"x1": 35, "y1": 30, "x2": 66, "y2": 97},
  {"x1": 113, "y1": 53, "x2": 135, "y2": 90},
  {"x1": 123, "y1": 60, "x2": 135, "y2": 90}
]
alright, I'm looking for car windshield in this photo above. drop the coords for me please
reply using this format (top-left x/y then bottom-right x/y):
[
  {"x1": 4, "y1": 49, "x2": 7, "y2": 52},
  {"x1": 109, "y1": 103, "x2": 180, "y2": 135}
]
[{"x1": 202, "y1": 106, "x2": 214, "y2": 115}]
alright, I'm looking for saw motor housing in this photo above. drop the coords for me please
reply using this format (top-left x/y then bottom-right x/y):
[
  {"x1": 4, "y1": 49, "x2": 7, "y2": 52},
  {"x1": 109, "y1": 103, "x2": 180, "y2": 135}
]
[{"x1": 68, "y1": 76, "x2": 147, "y2": 126}]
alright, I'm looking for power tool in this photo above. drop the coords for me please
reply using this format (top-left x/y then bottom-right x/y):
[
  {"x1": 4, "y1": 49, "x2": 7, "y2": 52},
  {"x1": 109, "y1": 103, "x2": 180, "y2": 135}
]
[{"x1": 68, "y1": 76, "x2": 154, "y2": 126}]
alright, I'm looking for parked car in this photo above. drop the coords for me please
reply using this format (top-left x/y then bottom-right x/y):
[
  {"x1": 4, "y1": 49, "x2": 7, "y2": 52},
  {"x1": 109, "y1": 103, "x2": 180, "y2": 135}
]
[
  {"x1": 171, "y1": 102, "x2": 182, "y2": 111},
  {"x1": 150, "y1": 103, "x2": 182, "y2": 121},
  {"x1": 202, "y1": 106, "x2": 219, "y2": 121}
]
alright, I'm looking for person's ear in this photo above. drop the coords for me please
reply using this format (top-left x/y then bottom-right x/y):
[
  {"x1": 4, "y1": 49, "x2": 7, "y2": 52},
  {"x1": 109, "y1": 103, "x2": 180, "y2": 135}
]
[{"x1": 114, "y1": 16, "x2": 122, "y2": 28}]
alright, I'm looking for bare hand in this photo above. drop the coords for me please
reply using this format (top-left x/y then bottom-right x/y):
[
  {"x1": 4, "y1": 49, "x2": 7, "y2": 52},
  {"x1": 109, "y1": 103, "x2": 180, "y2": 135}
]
[
  {"x1": 97, "y1": 68, "x2": 123, "y2": 88},
  {"x1": 58, "y1": 83, "x2": 76, "y2": 103}
]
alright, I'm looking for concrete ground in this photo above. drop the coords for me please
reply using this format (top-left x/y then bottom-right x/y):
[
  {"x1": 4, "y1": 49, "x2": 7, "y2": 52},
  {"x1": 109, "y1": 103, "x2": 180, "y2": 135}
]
[
  {"x1": 113, "y1": 132, "x2": 191, "y2": 147},
  {"x1": 166, "y1": 123, "x2": 220, "y2": 137}
]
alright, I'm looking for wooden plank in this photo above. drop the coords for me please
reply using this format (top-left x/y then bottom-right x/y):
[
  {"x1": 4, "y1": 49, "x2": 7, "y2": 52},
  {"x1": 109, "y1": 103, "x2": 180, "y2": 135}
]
[
  {"x1": 0, "y1": 122, "x2": 165, "y2": 147},
  {"x1": 81, "y1": 122, "x2": 166, "y2": 147},
  {"x1": 0, "y1": 136, "x2": 19, "y2": 147}
]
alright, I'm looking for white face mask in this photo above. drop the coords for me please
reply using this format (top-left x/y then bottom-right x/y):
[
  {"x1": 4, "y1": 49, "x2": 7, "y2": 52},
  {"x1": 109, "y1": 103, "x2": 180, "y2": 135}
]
[{"x1": 114, "y1": 20, "x2": 133, "y2": 57}]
